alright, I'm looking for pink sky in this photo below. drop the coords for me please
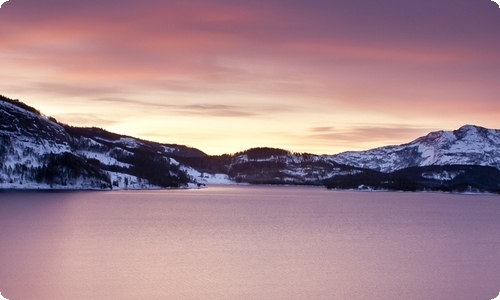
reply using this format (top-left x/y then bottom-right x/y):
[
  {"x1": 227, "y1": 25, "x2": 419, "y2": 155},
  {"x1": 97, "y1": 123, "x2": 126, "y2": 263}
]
[{"x1": 1, "y1": 0, "x2": 499, "y2": 155}]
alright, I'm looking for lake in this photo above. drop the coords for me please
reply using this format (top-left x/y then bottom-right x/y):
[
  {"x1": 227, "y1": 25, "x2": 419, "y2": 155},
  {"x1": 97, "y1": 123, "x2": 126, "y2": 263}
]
[{"x1": 0, "y1": 186, "x2": 499, "y2": 300}]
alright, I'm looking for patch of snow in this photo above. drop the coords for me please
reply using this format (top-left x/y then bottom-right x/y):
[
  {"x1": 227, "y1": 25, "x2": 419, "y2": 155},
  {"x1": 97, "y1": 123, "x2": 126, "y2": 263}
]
[
  {"x1": 180, "y1": 166, "x2": 236, "y2": 185},
  {"x1": 119, "y1": 137, "x2": 141, "y2": 148},
  {"x1": 93, "y1": 137, "x2": 117, "y2": 143},
  {"x1": 421, "y1": 171, "x2": 462, "y2": 181},
  {"x1": 234, "y1": 154, "x2": 249, "y2": 163},
  {"x1": 169, "y1": 157, "x2": 180, "y2": 166},
  {"x1": 106, "y1": 171, "x2": 159, "y2": 190},
  {"x1": 162, "y1": 146, "x2": 176, "y2": 153},
  {"x1": 77, "y1": 150, "x2": 131, "y2": 168}
]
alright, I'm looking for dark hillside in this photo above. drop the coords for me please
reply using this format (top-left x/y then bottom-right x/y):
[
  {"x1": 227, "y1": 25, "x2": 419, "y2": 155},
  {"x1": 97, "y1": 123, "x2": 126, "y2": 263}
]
[{"x1": 325, "y1": 165, "x2": 500, "y2": 193}]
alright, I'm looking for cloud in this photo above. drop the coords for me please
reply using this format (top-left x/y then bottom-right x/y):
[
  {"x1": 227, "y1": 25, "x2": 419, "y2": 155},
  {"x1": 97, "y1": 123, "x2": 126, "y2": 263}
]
[
  {"x1": 169, "y1": 103, "x2": 256, "y2": 117},
  {"x1": 93, "y1": 97, "x2": 292, "y2": 118},
  {"x1": 34, "y1": 82, "x2": 126, "y2": 98},
  {"x1": 0, "y1": 0, "x2": 499, "y2": 154},
  {"x1": 310, "y1": 127, "x2": 335, "y2": 133},
  {"x1": 52, "y1": 113, "x2": 120, "y2": 127},
  {"x1": 2, "y1": 1, "x2": 498, "y2": 96},
  {"x1": 306, "y1": 125, "x2": 436, "y2": 150},
  {"x1": 259, "y1": 124, "x2": 442, "y2": 155}
]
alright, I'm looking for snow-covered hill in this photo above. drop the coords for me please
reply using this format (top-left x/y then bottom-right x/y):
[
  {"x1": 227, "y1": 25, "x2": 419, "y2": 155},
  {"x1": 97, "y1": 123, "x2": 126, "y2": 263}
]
[
  {"x1": 2, "y1": 94, "x2": 500, "y2": 191},
  {"x1": 175, "y1": 147, "x2": 364, "y2": 185},
  {"x1": 327, "y1": 125, "x2": 500, "y2": 173},
  {"x1": 0, "y1": 95, "x2": 213, "y2": 189}
]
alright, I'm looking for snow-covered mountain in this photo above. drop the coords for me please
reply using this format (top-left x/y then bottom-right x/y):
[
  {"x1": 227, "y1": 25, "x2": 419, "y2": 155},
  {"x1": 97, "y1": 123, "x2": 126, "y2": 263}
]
[
  {"x1": 0, "y1": 95, "x2": 209, "y2": 189},
  {"x1": 2, "y1": 94, "x2": 500, "y2": 192},
  {"x1": 327, "y1": 125, "x2": 500, "y2": 173}
]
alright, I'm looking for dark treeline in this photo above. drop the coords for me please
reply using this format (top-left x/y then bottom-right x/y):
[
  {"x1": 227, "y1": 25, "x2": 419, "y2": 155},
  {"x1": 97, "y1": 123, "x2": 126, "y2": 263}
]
[
  {"x1": 324, "y1": 165, "x2": 500, "y2": 194},
  {"x1": 120, "y1": 150, "x2": 189, "y2": 188}
]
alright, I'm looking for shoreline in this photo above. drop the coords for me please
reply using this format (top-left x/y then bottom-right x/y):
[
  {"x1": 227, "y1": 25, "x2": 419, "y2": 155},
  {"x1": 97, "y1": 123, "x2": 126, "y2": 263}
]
[{"x1": 1, "y1": 184, "x2": 498, "y2": 196}]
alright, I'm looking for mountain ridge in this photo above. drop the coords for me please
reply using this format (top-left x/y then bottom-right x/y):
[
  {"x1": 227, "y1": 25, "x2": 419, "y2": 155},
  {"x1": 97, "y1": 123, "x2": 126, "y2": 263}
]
[
  {"x1": 1, "y1": 95, "x2": 499, "y2": 193},
  {"x1": 1, "y1": 95, "x2": 203, "y2": 189},
  {"x1": 327, "y1": 124, "x2": 500, "y2": 173}
]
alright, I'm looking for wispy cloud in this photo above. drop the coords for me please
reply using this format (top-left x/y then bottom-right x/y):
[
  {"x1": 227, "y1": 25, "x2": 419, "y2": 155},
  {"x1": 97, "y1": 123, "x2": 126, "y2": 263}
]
[
  {"x1": 308, "y1": 125, "x2": 435, "y2": 146},
  {"x1": 94, "y1": 97, "x2": 293, "y2": 118},
  {"x1": 1, "y1": 0, "x2": 499, "y2": 154},
  {"x1": 53, "y1": 113, "x2": 120, "y2": 127}
]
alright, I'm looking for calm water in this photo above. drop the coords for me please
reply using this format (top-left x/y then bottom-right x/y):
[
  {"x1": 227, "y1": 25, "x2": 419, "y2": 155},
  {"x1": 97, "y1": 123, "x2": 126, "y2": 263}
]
[{"x1": 0, "y1": 186, "x2": 499, "y2": 300}]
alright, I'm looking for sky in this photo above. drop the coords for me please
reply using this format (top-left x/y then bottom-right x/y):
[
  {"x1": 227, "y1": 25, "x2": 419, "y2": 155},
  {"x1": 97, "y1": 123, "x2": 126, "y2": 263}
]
[{"x1": 0, "y1": 0, "x2": 499, "y2": 155}]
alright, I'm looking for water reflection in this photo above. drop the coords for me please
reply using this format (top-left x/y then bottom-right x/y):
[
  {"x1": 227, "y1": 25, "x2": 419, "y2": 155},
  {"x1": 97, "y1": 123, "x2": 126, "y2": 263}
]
[{"x1": 1, "y1": 187, "x2": 499, "y2": 300}]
